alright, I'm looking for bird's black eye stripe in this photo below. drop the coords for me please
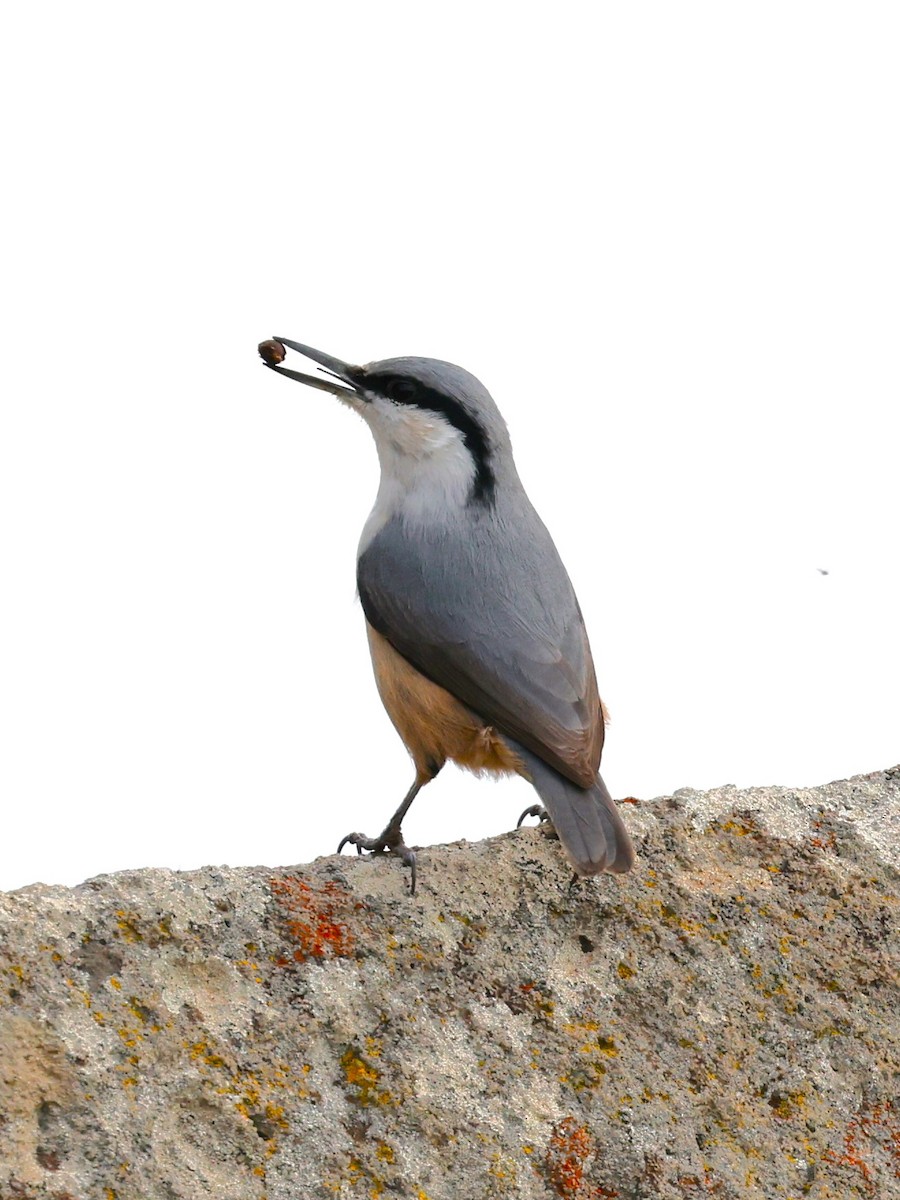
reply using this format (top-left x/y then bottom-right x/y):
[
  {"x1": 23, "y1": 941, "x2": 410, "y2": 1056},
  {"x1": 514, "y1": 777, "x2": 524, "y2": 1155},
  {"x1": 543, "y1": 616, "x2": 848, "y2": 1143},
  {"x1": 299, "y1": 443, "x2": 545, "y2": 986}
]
[
  {"x1": 366, "y1": 373, "x2": 496, "y2": 503},
  {"x1": 384, "y1": 378, "x2": 418, "y2": 403}
]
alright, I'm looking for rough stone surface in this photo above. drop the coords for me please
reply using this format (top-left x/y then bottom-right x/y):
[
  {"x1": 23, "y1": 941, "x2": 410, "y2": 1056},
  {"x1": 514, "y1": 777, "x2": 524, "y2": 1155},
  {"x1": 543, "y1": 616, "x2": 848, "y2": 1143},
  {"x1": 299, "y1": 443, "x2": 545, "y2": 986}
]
[{"x1": 1, "y1": 768, "x2": 899, "y2": 1200}]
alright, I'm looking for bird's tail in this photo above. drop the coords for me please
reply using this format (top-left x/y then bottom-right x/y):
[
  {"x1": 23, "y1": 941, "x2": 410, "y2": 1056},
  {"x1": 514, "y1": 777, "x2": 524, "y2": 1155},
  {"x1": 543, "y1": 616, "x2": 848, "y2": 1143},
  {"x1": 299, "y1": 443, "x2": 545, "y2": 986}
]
[{"x1": 513, "y1": 745, "x2": 635, "y2": 876}]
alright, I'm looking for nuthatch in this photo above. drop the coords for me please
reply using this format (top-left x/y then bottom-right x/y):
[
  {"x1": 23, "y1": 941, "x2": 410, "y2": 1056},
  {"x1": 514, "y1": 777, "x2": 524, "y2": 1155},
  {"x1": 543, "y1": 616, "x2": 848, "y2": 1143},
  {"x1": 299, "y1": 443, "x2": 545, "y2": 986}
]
[{"x1": 261, "y1": 337, "x2": 635, "y2": 892}]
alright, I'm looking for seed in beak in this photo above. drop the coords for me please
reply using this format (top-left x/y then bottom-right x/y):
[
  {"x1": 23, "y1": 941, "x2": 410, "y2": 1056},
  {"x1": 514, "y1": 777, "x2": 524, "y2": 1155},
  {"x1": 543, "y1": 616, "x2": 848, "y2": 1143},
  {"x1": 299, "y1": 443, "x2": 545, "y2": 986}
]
[{"x1": 258, "y1": 339, "x2": 287, "y2": 367}]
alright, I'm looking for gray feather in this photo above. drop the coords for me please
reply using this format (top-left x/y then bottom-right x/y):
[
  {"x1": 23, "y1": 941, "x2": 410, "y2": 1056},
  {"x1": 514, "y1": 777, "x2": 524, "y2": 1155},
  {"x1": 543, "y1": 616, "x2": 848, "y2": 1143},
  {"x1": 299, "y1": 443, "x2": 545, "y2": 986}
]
[{"x1": 357, "y1": 483, "x2": 604, "y2": 787}]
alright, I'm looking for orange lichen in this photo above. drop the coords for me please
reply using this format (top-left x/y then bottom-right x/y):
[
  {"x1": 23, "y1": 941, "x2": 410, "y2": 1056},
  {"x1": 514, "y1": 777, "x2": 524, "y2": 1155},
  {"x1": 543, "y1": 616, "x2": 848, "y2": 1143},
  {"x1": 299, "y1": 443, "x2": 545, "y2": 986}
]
[
  {"x1": 824, "y1": 1100, "x2": 900, "y2": 1194},
  {"x1": 269, "y1": 877, "x2": 355, "y2": 962},
  {"x1": 676, "y1": 1170, "x2": 726, "y2": 1193},
  {"x1": 546, "y1": 1118, "x2": 591, "y2": 1196},
  {"x1": 808, "y1": 818, "x2": 839, "y2": 852},
  {"x1": 543, "y1": 1117, "x2": 618, "y2": 1198},
  {"x1": 517, "y1": 981, "x2": 555, "y2": 1020}
]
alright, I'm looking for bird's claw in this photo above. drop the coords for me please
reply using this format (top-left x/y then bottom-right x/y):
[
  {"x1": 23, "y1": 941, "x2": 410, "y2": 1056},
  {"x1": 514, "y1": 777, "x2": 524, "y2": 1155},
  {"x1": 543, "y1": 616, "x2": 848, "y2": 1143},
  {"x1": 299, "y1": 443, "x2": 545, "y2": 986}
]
[
  {"x1": 336, "y1": 829, "x2": 418, "y2": 895},
  {"x1": 517, "y1": 803, "x2": 548, "y2": 828},
  {"x1": 516, "y1": 804, "x2": 559, "y2": 841},
  {"x1": 337, "y1": 831, "x2": 373, "y2": 856}
]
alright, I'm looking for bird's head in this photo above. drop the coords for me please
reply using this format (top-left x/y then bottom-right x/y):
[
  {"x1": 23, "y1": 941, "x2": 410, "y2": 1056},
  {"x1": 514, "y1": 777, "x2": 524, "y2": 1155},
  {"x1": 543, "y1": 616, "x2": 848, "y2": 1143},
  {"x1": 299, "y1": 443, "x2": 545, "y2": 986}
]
[{"x1": 261, "y1": 337, "x2": 511, "y2": 505}]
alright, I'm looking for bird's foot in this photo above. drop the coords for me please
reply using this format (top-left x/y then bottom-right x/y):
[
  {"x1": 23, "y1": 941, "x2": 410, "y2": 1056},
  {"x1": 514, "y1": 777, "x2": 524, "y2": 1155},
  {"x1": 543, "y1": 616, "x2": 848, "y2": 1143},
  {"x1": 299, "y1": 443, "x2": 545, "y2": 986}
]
[
  {"x1": 337, "y1": 825, "x2": 418, "y2": 894},
  {"x1": 517, "y1": 803, "x2": 547, "y2": 827},
  {"x1": 516, "y1": 804, "x2": 559, "y2": 841}
]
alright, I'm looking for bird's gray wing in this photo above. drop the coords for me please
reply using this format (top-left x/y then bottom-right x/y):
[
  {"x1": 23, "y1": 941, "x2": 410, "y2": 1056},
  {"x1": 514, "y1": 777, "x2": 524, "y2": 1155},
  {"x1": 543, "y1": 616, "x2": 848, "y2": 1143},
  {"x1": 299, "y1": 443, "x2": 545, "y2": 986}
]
[{"x1": 357, "y1": 502, "x2": 603, "y2": 788}]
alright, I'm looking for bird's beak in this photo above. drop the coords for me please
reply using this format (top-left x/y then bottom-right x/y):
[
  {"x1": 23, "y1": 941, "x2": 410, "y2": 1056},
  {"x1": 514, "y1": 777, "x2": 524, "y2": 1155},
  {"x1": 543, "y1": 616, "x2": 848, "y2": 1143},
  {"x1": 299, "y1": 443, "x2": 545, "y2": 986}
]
[{"x1": 264, "y1": 337, "x2": 360, "y2": 399}]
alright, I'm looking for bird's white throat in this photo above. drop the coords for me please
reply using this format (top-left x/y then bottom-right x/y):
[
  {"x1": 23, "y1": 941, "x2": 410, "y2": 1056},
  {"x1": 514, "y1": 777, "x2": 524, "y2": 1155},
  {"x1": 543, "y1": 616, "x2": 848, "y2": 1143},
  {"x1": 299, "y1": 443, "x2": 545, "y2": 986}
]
[{"x1": 355, "y1": 400, "x2": 476, "y2": 553}]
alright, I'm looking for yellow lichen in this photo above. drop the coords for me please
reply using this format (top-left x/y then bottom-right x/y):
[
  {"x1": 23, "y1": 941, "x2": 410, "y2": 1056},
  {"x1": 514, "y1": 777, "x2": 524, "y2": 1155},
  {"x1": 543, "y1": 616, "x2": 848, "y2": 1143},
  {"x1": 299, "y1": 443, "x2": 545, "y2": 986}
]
[
  {"x1": 341, "y1": 1048, "x2": 393, "y2": 1107},
  {"x1": 768, "y1": 1090, "x2": 806, "y2": 1119},
  {"x1": 115, "y1": 911, "x2": 143, "y2": 943},
  {"x1": 186, "y1": 1039, "x2": 227, "y2": 1070}
]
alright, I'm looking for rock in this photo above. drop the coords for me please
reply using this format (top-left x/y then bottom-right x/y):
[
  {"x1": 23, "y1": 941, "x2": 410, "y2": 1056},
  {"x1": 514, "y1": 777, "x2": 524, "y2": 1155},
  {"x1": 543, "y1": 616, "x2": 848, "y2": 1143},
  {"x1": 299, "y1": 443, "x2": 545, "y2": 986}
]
[{"x1": 1, "y1": 768, "x2": 899, "y2": 1198}]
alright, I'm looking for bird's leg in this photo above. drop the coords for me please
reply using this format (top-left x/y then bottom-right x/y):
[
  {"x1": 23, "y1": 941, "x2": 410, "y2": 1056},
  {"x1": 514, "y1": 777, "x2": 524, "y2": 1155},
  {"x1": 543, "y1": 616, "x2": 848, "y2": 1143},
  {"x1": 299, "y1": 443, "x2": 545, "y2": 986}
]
[{"x1": 337, "y1": 771, "x2": 435, "y2": 895}]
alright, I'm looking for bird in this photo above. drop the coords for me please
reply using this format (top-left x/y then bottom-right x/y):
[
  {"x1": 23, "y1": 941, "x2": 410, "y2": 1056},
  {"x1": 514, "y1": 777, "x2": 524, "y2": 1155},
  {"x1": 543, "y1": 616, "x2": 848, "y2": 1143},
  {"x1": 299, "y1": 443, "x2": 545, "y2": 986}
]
[{"x1": 261, "y1": 337, "x2": 635, "y2": 892}]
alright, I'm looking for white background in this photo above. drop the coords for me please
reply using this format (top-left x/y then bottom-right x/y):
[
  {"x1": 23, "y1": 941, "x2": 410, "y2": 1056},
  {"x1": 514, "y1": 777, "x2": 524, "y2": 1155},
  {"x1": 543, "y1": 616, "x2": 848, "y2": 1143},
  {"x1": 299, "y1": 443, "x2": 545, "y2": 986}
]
[{"x1": 1, "y1": 4, "x2": 897, "y2": 891}]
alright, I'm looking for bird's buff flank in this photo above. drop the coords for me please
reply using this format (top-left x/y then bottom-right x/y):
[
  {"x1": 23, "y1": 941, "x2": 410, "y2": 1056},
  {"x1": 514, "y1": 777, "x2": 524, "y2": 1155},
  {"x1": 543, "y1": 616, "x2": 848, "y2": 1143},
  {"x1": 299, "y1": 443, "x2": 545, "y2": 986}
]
[{"x1": 259, "y1": 337, "x2": 635, "y2": 893}]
